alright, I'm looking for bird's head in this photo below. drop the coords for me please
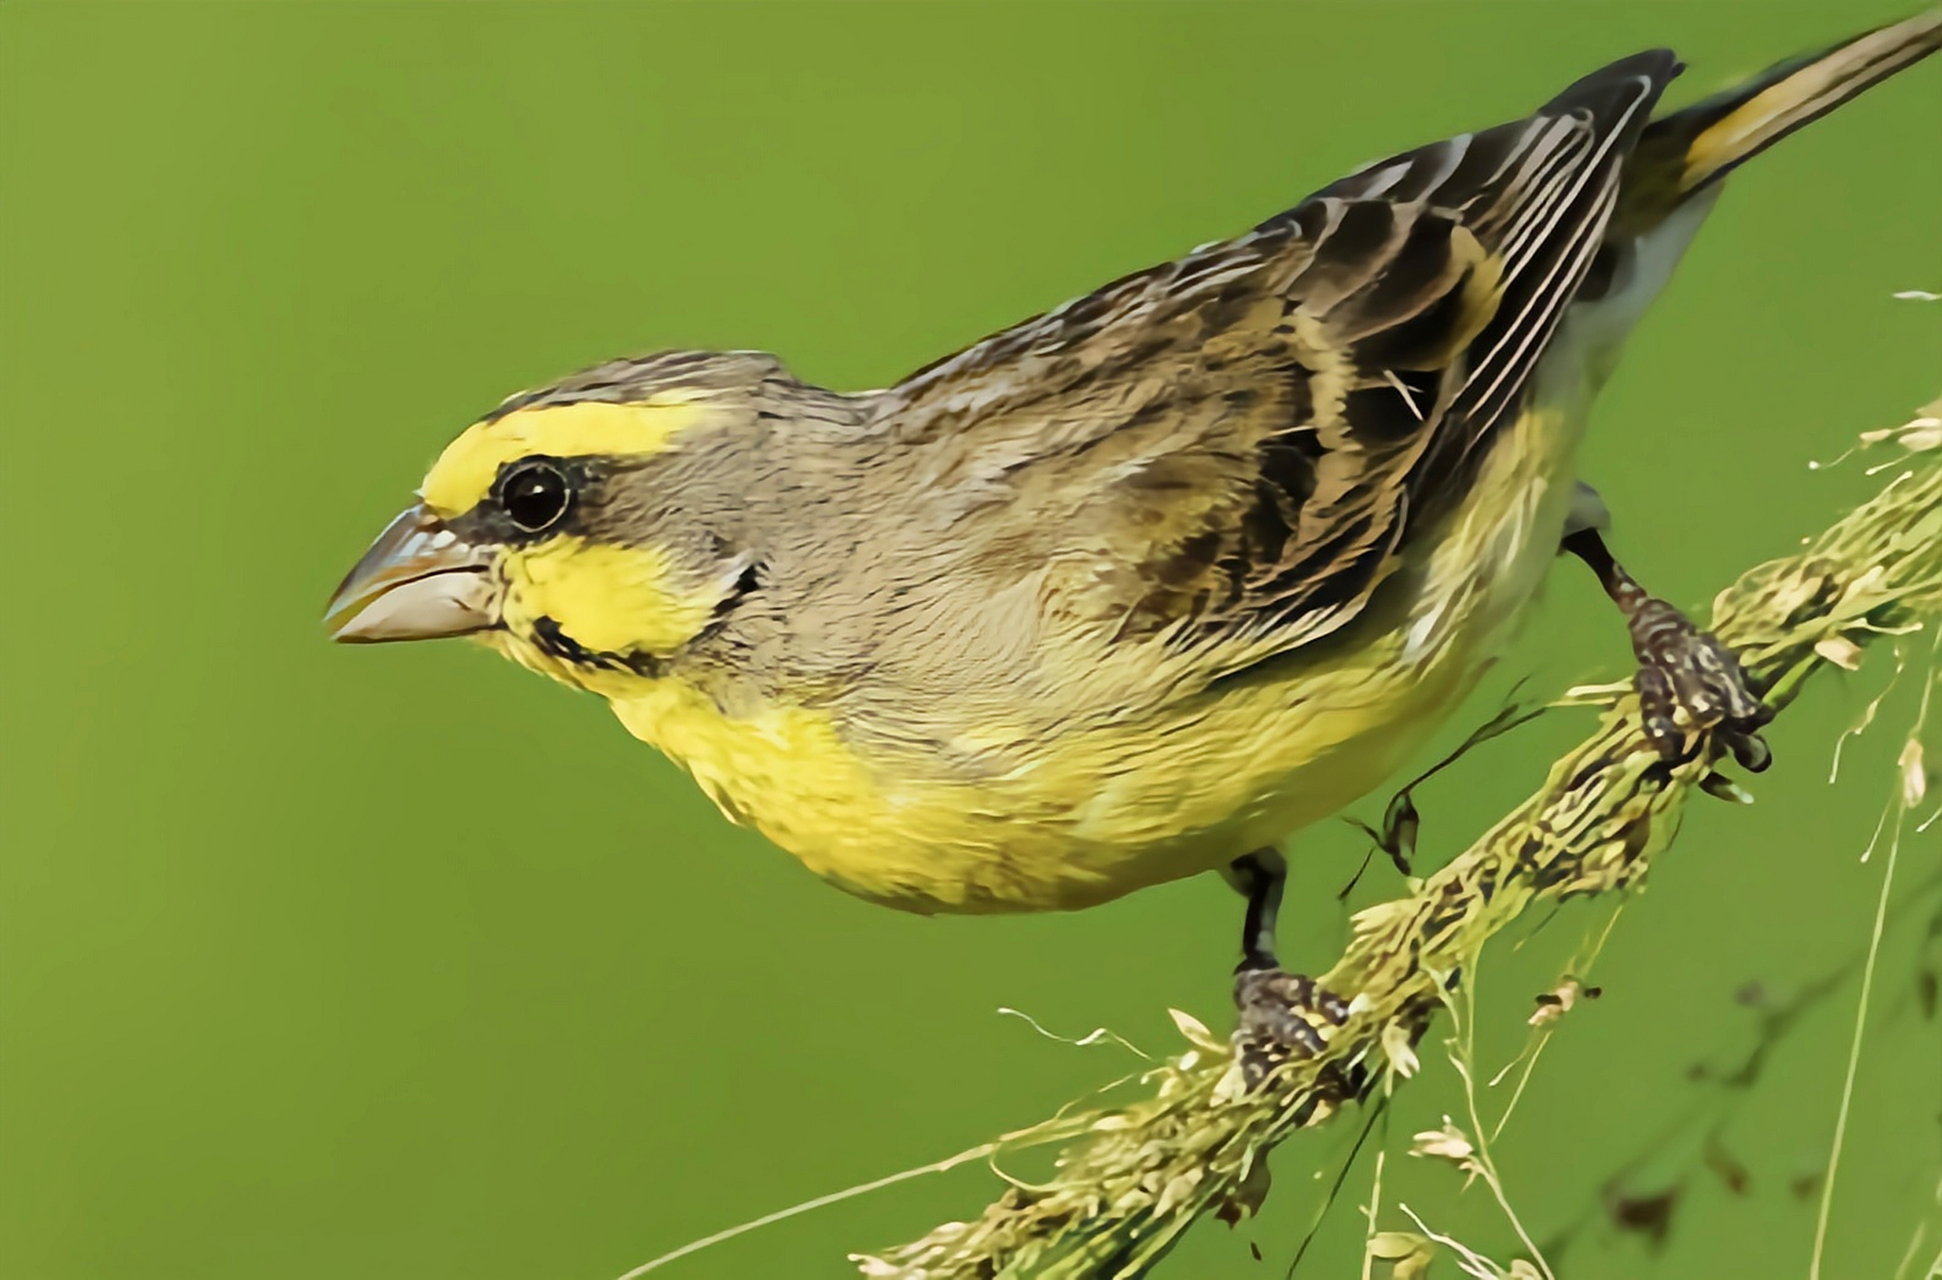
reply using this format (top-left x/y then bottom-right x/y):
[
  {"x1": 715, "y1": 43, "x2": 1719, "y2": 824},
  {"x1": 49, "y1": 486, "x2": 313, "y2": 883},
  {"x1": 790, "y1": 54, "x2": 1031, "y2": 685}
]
[{"x1": 324, "y1": 351, "x2": 790, "y2": 688}]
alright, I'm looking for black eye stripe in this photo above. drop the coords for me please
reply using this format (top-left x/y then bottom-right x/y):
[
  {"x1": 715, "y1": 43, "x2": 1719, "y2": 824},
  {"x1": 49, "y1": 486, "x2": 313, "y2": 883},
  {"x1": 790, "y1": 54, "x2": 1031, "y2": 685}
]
[
  {"x1": 442, "y1": 453, "x2": 660, "y2": 546},
  {"x1": 441, "y1": 455, "x2": 592, "y2": 544}
]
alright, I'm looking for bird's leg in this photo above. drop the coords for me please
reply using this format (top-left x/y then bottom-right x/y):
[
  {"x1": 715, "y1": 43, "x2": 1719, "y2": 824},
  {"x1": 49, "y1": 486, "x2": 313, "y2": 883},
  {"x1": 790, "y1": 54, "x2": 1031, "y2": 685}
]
[
  {"x1": 1226, "y1": 849, "x2": 1350, "y2": 1086},
  {"x1": 1233, "y1": 847, "x2": 1287, "y2": 973},
  {"x1": 1560, "y1": 525, "x2": 1772, "y2": 770}
]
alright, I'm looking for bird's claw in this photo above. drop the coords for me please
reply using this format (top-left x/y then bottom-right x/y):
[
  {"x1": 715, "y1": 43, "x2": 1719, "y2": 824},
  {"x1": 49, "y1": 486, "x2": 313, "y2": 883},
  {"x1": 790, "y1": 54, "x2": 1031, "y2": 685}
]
[
  {"x1": 1627, "y1": 597, "x2": 1772, "y2": 771},
  {"x1": 1233, "y1": 967, "x2": 1351, "y2": 1089}
]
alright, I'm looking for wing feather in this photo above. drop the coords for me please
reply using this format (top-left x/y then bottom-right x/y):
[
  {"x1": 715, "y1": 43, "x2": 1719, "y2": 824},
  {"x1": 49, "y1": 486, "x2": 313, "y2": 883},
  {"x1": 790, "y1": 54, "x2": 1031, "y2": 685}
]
[{"x1": 870, "y1": 50, "x2": 1682, "y2": 683}]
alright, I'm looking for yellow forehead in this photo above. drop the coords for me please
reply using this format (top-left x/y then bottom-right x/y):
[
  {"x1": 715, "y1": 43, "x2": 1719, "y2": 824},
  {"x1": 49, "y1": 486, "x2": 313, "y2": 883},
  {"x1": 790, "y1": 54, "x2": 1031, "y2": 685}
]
[{"x1": 419, "y1": 398, "x2": 710, "y2": 516}]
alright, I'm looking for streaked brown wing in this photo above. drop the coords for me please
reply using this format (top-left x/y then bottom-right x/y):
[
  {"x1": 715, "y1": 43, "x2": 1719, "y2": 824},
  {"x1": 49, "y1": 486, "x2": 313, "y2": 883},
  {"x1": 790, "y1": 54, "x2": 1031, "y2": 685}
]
[{"x1": 873, "y1": 50, "x2": 1680, "y2": 667}]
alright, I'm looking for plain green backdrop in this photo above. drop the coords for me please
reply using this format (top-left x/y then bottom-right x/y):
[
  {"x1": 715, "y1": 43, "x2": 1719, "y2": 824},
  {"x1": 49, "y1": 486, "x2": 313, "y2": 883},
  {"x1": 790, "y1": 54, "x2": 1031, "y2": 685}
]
[{"x1": 2, "y1": 2, "x2": 1939, "y2": 1277}]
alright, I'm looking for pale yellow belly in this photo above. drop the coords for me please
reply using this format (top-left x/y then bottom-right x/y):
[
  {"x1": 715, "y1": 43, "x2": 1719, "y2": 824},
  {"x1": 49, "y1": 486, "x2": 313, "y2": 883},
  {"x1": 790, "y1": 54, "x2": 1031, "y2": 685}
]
[{"x1": 611, "y1": 399, "x2": 1587, "y2": 915}]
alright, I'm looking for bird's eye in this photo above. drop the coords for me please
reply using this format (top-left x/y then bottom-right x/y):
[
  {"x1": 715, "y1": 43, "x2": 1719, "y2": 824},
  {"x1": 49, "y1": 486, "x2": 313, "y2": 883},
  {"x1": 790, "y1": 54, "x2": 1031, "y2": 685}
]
[{"x1": 501, "y1": 460, "x2": 572, "y2": 533}]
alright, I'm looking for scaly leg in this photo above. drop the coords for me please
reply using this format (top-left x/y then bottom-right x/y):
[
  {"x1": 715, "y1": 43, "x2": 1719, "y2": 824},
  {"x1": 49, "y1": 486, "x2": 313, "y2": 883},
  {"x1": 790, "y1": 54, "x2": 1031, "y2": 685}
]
[{"x1": 1226, "y1": 849, "x2": 1349, "y2": 1084}]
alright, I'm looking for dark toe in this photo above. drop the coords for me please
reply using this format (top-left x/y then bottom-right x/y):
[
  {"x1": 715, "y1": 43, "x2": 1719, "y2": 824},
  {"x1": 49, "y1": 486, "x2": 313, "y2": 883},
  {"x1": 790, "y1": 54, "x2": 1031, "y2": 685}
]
[
  {"x1": 1627, "y1": 598, "x2": 1771, "y2": 767},
  {"x1": 1234, "y1": 968, "x2": 1349, "y2": 1087},
  {"x1": 1722, "y1": 726, "x2": 1773, "y2": 774},
  {"x1": 1635, "y1": 664, "x2": 1688, "y2": 761}
]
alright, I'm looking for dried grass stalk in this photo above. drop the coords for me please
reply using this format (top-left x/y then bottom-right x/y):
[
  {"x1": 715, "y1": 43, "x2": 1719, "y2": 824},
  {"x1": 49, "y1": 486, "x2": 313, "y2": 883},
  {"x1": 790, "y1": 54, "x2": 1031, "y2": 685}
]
[{"x1": 859, "y1": 416, "x2": 1942, "y2": 1280}]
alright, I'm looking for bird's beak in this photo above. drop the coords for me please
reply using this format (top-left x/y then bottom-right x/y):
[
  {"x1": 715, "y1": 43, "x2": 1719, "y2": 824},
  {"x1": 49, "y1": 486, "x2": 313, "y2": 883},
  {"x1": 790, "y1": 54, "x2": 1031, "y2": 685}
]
[{"x1": 325, "y1": 503, "x2": 500, "y2": 643}]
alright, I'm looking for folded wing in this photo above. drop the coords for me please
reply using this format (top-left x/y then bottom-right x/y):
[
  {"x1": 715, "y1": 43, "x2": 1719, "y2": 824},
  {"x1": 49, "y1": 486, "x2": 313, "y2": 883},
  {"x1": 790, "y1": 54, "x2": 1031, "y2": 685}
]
[{"x1": 872, "y1": 51, "x2": 1680, "y2": 682}]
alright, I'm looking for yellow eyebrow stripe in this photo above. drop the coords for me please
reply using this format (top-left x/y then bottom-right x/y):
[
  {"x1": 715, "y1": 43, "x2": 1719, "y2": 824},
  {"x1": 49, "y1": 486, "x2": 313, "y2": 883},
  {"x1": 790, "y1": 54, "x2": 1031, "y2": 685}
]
[{"x1": 419, "y1": 399, "x2": 710, "y2": 516}]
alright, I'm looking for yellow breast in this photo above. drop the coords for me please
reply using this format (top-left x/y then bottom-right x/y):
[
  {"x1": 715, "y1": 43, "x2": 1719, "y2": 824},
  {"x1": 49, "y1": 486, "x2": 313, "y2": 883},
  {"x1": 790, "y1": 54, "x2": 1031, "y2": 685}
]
[{"x1": 609, "y1": 400, "x2": 1587, "y2": 915}]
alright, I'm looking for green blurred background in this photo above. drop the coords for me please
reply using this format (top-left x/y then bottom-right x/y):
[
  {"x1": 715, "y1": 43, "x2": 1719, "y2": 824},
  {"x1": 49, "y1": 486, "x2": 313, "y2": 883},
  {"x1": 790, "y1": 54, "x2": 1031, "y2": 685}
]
[{"x1": 2, "y1": 2, "x2": 1937, "y2": 1277}]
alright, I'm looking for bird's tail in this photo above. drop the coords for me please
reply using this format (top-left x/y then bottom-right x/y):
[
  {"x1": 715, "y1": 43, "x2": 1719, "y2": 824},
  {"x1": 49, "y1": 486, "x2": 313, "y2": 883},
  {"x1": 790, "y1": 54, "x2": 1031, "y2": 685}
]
[{"x1": 1619, "y1": 7, "x2": 1941, "y2": 225}]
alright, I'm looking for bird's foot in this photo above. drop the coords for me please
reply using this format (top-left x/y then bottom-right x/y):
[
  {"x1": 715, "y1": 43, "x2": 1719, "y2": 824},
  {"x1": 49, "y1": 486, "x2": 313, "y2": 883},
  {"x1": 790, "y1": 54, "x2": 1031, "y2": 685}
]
[
  {"x1": 1627, "y1": 597, "x2": 1772, "y2": 771},
  {"x1": 1233, "y1": 966, "x2": 1351, "y2": 1090}
]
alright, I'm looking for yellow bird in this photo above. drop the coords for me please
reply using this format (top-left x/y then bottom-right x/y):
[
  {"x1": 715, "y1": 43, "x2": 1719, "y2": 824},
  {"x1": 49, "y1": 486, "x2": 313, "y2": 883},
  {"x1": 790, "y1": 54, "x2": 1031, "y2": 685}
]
[{"x1": 327, "y1": 12, "x2": 1940, "y2": 1055}]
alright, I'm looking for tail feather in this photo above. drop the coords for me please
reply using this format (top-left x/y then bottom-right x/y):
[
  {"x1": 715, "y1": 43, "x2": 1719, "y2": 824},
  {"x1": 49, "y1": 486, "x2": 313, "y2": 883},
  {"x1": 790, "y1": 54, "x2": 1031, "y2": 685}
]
[{"x1": 1619, "y1": 7, "x2": 1942, "y2": 224}]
